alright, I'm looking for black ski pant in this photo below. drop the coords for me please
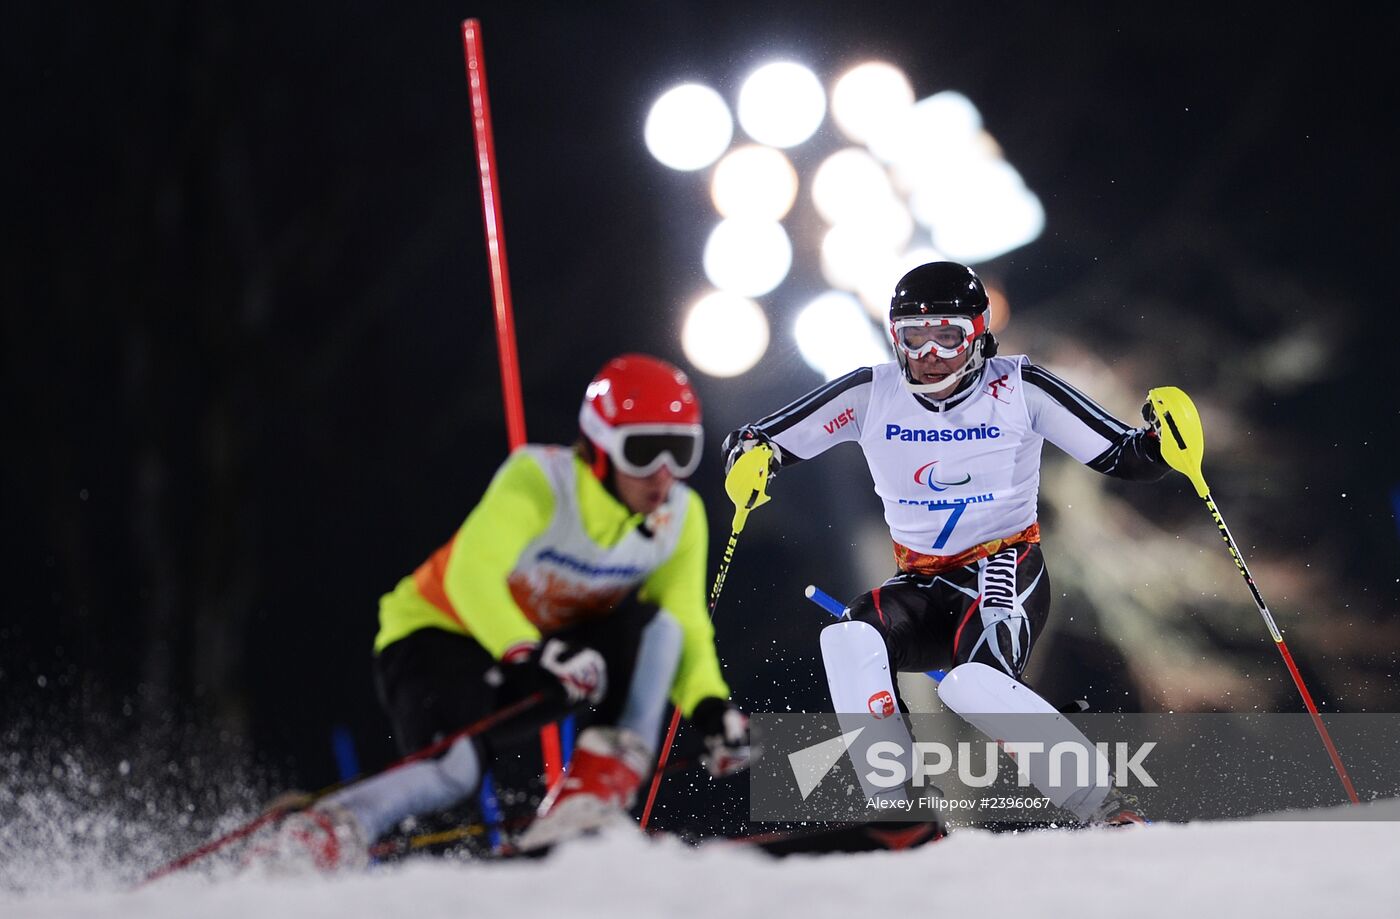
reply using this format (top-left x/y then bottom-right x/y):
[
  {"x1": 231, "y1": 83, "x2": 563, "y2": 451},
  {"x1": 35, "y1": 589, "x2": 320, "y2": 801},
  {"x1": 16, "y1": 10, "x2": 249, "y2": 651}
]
[
  {"x1": 845, "y1": 543, "x2": 1051, "y2": 707},
  {"x1": 373, "y1": 593, "x2": 663, "y2": 756}
]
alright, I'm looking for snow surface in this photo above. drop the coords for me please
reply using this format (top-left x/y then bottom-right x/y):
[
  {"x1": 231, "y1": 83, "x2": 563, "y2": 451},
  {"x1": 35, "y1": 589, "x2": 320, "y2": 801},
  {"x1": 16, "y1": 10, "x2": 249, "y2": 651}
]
[{"x1": 6, "y1": 804, "x2": 1400, "y2": 919}]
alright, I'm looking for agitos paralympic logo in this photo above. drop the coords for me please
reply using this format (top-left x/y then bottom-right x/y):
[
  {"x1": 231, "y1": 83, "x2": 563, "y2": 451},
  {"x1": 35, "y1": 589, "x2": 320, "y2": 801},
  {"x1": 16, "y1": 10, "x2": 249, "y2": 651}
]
[{"x1": 913, "y1": 460, "x2": 971, "y2": 492}]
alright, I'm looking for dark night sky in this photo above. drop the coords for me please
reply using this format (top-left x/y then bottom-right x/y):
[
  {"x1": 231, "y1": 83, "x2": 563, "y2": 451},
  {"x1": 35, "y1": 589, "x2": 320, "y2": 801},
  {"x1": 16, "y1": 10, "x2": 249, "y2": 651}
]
[{"x1": 7, "y1": 2, "x2": 1400, "y2": 807}]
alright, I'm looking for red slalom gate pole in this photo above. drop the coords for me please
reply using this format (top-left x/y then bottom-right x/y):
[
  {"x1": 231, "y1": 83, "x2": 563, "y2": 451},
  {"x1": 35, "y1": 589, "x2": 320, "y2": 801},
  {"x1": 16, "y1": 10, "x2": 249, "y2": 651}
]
[
  {"x1": 460, "y1": 19, "x2": 566, "y2": 792},
  {"x1": 462, "y1": 19, "x2": 526, "y2": 452}
]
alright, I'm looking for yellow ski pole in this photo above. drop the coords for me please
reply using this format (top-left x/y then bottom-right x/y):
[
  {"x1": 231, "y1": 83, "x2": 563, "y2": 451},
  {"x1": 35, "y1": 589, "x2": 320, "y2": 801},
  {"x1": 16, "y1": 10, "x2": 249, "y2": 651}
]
[
  {"x1": 639, "y1": 444, "x2": 774, "y2": 829},
  {"x1": 1146, "y1": 386, "x2": 1358, "y2": 804}
]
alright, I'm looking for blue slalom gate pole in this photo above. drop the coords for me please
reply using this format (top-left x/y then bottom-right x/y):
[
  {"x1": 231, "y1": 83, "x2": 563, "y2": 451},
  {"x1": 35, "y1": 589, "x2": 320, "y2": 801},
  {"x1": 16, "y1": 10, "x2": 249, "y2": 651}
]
[
  {"x1": 804, "y1": 584, "x2": 945, "y2": 682},
  {"x1": 804, "y1": 584, "x2": 847, "y2": 618}
]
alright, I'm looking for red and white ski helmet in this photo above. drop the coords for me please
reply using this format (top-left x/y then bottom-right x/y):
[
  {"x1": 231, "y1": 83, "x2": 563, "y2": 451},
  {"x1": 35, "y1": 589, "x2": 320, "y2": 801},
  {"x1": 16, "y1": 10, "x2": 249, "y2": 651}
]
[{"x1": 578, "y1": 354, "x2": 704, "y2": 478}]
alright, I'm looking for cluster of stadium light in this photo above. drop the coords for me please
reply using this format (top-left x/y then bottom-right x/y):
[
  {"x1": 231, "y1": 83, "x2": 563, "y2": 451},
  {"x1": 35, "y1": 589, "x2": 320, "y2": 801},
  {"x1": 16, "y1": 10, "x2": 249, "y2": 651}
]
[{"x1": 645, "y1": 61, "x2": 1043, "y2": 380}]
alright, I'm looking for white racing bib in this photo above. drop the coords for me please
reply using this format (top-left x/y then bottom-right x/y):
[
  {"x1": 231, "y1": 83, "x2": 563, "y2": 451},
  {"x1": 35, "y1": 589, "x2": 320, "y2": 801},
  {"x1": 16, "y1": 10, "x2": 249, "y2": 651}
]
[
  {"x1": 856, "y1": 357, "x2": 1040, "y2": 554},
  {"x1": 506, "y1": 446, "x2": 690, "y2": 630}
]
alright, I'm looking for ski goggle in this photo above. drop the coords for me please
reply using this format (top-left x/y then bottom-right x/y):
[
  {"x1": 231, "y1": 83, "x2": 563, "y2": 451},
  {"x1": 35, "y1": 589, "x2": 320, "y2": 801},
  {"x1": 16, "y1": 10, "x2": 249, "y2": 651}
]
[
  {"x1": 606, "y1": 424, "x2": 704, "y2": 478},
  {"x1": 891, "y1": 315, "x2": 985, "y2": 360}
]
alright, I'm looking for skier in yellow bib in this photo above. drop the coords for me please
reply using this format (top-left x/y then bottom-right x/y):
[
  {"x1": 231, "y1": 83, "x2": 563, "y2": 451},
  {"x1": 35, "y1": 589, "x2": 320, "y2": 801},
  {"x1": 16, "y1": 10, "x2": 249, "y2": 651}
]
[{"x1": 267, "y1": 354, "x2": 749, "y2": 869}]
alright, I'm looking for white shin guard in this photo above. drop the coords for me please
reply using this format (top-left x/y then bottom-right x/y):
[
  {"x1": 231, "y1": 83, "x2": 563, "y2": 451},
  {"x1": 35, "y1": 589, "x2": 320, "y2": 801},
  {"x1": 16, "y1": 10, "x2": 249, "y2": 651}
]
[
  {"x1": 820, "y1": 620, "x2": 913, "y2": 803},
  {"x1": 323, "y1": 735, "x2": 483, "y2": 843},
  {"x1": 937, "y1": 662, "x2": 1110, "y2": 820},
  {"x1": 616, "y1": 608, "x2": 682, "y2": 748}
]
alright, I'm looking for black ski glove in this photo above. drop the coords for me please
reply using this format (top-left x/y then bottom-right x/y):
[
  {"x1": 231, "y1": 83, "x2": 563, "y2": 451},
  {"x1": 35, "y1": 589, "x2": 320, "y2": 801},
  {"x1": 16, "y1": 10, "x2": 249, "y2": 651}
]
[
  {"x1": 1141, "y1": 397, "x2": 1160, "y2": 435},
  {"x1": 721, "y1": 426, "x2": 781, "y2": 475},
  {"x1": 496, "y1": 638, "x2": 607, "y2": 708},
  {"x1": 691, "y1": 697, "x2": 754, "y2": 777},
  {"x1": 1139, "y1": 399, "x2": 1167, "y2": 465}
]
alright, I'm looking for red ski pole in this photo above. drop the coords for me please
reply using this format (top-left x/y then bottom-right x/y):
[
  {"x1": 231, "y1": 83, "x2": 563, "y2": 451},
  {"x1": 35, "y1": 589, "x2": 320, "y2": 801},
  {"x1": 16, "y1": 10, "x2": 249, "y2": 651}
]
[{"x1": 138, "y1": 692, "x2": 544, "y2": 886}]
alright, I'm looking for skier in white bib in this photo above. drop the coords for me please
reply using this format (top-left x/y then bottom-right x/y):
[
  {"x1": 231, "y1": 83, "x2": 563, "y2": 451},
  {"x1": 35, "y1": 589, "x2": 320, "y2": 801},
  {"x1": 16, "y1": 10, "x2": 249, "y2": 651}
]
[{"x1": 724, "y1": 262, "x2": 1168, "y2": 826}]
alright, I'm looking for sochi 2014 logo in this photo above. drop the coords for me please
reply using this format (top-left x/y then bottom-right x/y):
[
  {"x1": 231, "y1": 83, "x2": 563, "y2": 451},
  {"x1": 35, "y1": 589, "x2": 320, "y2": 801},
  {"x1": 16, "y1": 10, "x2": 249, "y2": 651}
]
[
  {"x1": 913, "y1": 460, "x2": 971, "y2": 492},
  {"x1": 868, "y1": 691, "x2": 895, "y2": 718}
]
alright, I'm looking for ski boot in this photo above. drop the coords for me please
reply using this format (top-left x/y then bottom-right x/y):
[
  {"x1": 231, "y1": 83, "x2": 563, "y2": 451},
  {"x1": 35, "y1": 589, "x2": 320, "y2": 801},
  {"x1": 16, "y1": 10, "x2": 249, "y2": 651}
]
[
  {"x1": 1090, "y1": 787, "x2": 1149, "y2": 827},
  {"x1": 514, "y1": 726, "x2": 650, "y2": 851},
  {"x1": 244, "y1": 802, "x2": 370, "y2": 874}
]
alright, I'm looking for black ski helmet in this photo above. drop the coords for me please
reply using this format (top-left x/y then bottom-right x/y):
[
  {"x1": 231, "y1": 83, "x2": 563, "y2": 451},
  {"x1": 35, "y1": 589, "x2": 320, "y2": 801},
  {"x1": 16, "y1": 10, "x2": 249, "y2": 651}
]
[
  {"x1": 888, "y1": 261, "x2": 998, "y2": 394},
  {"x1": 890, "y1": 261, "x2": 990, "y2": 323}
]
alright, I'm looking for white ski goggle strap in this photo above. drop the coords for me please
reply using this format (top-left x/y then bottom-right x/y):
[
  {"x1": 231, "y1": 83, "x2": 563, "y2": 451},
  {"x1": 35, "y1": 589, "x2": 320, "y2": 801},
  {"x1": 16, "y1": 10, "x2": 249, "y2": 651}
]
[{"x1": 892, "y1": 315, "x2": 984, "y2": 360}]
